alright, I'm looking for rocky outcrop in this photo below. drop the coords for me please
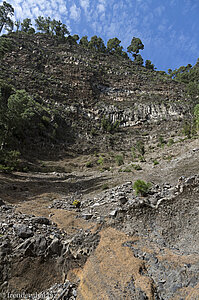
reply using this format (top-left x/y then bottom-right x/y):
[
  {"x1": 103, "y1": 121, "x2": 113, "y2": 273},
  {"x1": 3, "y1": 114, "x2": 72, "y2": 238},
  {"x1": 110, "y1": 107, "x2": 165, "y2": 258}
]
[
  {"x1": 81, "y1": 101, "x2": 189, "y2": 127},
  {"x1": 49, "y1": 175, "x2": 199, "y2": 299},
  {"x1": 0, "y1": 203, "x2": 99, "y2": 295},
  {"x1": 1, "y1": 33, "x2": 189, "y2": 147}
]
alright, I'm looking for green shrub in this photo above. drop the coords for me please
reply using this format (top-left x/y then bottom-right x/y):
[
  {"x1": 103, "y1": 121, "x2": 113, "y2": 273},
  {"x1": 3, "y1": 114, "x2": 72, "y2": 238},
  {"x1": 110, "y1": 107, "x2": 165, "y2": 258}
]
[
  {"x1": 163, "y1": 155, "x2": 172, "y2": 161},
  {"x1": 136, "y1": 141, "x2": 145, "y2": 156},
  {"x1": 0, "y1": 37, "x2": 13, "y2": 60},
  {"x1": 133, "y1": 179, "x2": 151, "y2": 196},
  {"x1": 85, "y1": 161, "x2": 93, "y2": 168},
  {"x1": 194, "y1": 104, "x2": 199, "y2": 131},
  {"x1": 115, "y1": 154, "x2": 124, "y2": 166},
  {"x1": 132, "y1": 163, "x2": 142, "y2": 170},
  {"x1": 119, "y1": 167, "x2": 132, "y2": 172},
  {"x1": 153, "y1": 160, "x2": 159, "y2": 165},
  {"x1": 0, "y1": 150, "x2": 21, "y2": 171},
  {"x1": 101, "y1": 117, "x2": 120, "y2": 133},
  {"x1": 0, "y1": 89, "x2": 38, "y2": 147},
  {"x1": 157, "y1": 135, "x2": 166, "y2": 147},
  {"x1": 42, "y1": 115, "x2": 51, "y2": 123},
  {"x1": 97, "y1": 156, "x2": 104, "y2": 165},
  {"x1": 139, "y1": 155, "x2": 146, "y2": 162},
  {"x1": 168, "y1": 138, "x2": 174, "y2": 146},
  {"x1": 0, "y1": 164, "x2": 13, "y2": 172},
  {"x1": 131, "y1": 146, "x2": 137, "y2": 160},
  {"x1": 182, "y1": 121, "x2": 193, "y2": 138},
  {"x1": 90, "y1": 128, "x2": 97, "y2": 136},
  {"x1": 72, "y1": 200, "x2": 81, "y2": 208},
  {"x1": 123, "y1": 167, "x2": 132, "y2": 172},
  {"x1": 186, "y1": 82, "x2": 199, "y2": 99},
  {"x1": 102, "y1": 183, "x2": 109, "y2": 190},
  {"x1": 131, "y1": 141, "x2": 145, "y2": 161}
]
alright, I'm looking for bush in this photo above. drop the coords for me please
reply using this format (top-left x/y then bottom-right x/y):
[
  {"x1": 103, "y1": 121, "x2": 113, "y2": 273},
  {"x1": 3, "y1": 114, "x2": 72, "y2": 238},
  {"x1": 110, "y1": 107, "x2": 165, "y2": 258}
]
[
  {"x1": 122, "y1": 167, "x2": 132, "y2": 172},
  {"x1": 136, "y1": 141, "x2": 145, "y2": 156},
  {"x1": 0, "y1": 89, "x2": 37, "y2": 147},
  {"x1": 72, "y1": 200, "x2": 81, "y2": 208},
  {"x1": 90, "y1": 128, "x2": 97, "y2": 136},
  {"x1": 194, "y1": 104, "x2": 199, "y2": 131},
  {"x1": 131, "y1": 141, "x2": 145, "y2": 161},
  {"x1": 131, "y1": 146, "x2": 137, "y2": 160},
  {"x1": 85, "y1": 161, "x2": 93, "y2": 168},
  {"x1": 102, "y1": 183, "x2": 109, "y2": 190},
  {"x1": 0, "y1": 164, "x2": 13, "y2": 172},
  {"x1": 115, "y1": 154, "x2": 124, "y2": 166},
  {"x1": 101, "y1": 117, "x2": 120, "y2": 133},
  {"x1": 132, "y1": 164, "x2": 142, "y2": 170},
  {"x1": 0, "y1": 150, "x2": 21, "y2": 171},
  {"x1": 168, "y1": 138, "x2": 174, "y2": 146},
  {"x1": 182, "y1": 121, "x2": 194, "y2": 138},
  {"x1": 186, "y1": 82, "x2": 199, "y2": 99},
  {"x1": 97, "y1": 156, "x2": 104, "y2": 165},
  {"x1": 157, "y1": 135, "x2": 166, "y2": 147},
  {"x1": 0, "y1": 37, "x2": 13, "y2": 60},
  {"x1": 139, "y1": 155, "x2": 146, "y2": 162},
  {"x1": 133, "y1": 179, "x2": 151, "y2": 196}
]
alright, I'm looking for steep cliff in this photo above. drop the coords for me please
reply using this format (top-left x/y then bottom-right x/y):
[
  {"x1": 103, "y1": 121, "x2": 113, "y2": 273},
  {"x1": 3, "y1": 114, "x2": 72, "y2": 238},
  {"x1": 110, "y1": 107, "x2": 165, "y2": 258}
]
[{"x1": 0, "y1": 32, "x2": 191, "y2": 156}]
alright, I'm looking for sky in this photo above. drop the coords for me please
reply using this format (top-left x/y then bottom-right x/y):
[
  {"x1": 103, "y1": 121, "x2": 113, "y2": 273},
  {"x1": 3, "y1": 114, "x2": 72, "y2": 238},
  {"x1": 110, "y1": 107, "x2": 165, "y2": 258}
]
[{"x1": 1, "y1": 0, "x2": 199, "y2": 71}]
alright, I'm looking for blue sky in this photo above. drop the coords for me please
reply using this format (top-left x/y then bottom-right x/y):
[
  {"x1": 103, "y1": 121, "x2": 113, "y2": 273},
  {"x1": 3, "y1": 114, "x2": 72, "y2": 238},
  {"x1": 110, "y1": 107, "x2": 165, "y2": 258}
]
[{"x1": 2, "y1": 0, "x2": 199, "y2": 71}]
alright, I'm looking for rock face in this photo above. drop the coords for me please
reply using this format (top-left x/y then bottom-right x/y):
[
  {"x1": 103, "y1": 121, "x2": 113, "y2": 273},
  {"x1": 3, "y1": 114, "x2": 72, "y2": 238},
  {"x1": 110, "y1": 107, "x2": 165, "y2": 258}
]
[
  {"x1": 0, "y1": 33, "x2": 190, "y2": 154},
  {"x1": 0, "y1": 202, "x2": 100, "y2": 296},
  {"x1": 76, "y1": 100, "x2": 189, "y2": 129}
]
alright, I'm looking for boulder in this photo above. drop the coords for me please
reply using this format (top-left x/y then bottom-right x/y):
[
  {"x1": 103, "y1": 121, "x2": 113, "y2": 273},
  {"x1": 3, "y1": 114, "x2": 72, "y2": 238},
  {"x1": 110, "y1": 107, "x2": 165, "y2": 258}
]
[
  {"x1": 31, "y1": 217, "x2": 51, "y2": 225},
  {"x1": 13, "y1": 224, "x2": 33, "y2": 239}
]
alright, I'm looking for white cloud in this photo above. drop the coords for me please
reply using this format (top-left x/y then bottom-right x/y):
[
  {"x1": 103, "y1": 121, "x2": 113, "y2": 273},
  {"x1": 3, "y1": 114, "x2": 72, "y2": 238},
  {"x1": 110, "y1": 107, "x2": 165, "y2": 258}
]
[
  {"x1": 59, "y1": 3, "x2": 68, "y2": 15},
  {"x1": 70, "y1": 4, "x2": 81, "y2": 21},
  {"x1": 79, "y1": 0, "x2": 90, "y2": 12},
  {"x1": 51, "y1": 1, "x2": 58, "y2": 11},
  {"x1": 38, "y1": 2, "x2": 46, "y2": 11},
  {"x1": 97, "y1": 3, "x2": 105, "y2": 13},
  {"x1": 31, "y1": 6, "x2": 40, "y2": 18},
  {"x1": 0, "y1": 0, "x2": 71, "y2": 33},
  {"x1": 14, "y1": 4, "x2": 23, "y2": 18}
]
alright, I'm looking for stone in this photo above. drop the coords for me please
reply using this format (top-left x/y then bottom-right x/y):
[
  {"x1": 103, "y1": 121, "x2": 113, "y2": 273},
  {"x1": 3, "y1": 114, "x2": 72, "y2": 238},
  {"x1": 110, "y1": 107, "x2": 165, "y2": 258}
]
[
  {"x1": 0, "y1": 199, "x2": 5, "y2": 206},
  {"x1": 118, "y1": 196, "x2": 128, "y2": 205},
  {"x1": 31, "y1": 217, "x2": 51, "y2": 225},
  {"x1": 81, "y1": 214, "x2": 93, "y2": 220},
  {"x1": 109, "y1": 210, "x2": 118, "y2": 218},
  {"x1": 48, "y1": 238, "x2": 62, "y2": 255},
  {"x1": 0, "y1": 240, "x2": 11, "y2": 255},
  {"x1": 189, "y1": 276, "x2": 198, "y2": 287},
  {"x1": 13, "y1": 224, "x2": 33, "y2": 239},
  {"x1": 34, "y1": 236, "x2": 48, "y2": 255}
]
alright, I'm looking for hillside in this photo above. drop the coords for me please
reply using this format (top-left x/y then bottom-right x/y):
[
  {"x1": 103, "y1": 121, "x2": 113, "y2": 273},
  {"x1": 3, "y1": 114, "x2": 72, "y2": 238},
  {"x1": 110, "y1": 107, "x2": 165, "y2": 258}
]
[
  {"x1": 0, "y1": 32, "x2": 199, "y2": 300},
  {"x1": 0, "y1": 33, "x2": 191, "y2": 155}
]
